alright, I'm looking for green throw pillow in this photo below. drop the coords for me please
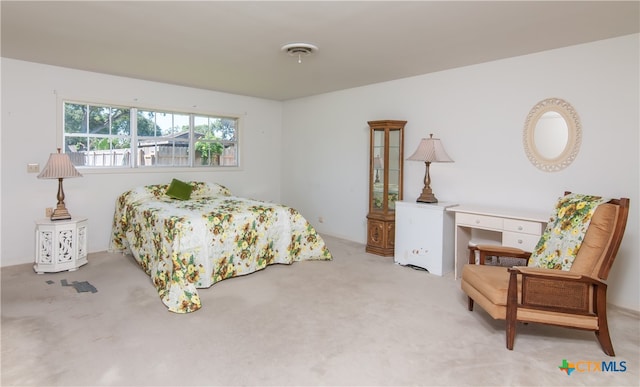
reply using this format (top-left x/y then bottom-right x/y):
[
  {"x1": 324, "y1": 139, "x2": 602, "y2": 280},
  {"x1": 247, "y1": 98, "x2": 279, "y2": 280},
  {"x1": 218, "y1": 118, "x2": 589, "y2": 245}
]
[{"x1": 166, "y1": 179, "x2": 193, "y2": 200}]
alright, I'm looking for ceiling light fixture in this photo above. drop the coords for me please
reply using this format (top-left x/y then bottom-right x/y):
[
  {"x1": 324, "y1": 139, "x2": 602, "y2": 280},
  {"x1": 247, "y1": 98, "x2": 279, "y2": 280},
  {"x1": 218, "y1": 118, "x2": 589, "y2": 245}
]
[{"x1": 281, "y1": 43, "x2": 318, "y2": 64}]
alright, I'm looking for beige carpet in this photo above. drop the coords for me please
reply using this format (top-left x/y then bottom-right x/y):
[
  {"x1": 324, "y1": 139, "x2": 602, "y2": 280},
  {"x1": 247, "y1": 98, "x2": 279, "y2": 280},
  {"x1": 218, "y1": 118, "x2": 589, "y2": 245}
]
[{"x1": 2, "y1": 235, "x2": 638, "y2": 386}]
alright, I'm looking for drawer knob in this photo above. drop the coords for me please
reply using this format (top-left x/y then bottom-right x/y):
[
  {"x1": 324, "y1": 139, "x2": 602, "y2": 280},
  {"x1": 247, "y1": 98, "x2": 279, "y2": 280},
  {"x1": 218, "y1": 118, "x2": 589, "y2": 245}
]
[
  {"x1": 518, "y1": 226, "x2": 523, "y2": 231},
  {"x1": 517, "y1": 239, "x2": 523, "y2": 244},
  {"x1": 475, "y1": 220, "x2": 480, "y2": 224}
]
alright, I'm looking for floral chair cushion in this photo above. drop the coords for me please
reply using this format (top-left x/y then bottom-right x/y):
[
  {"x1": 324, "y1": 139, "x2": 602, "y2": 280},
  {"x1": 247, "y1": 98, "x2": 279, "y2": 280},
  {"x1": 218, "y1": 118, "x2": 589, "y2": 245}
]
[{"x1": 528, "y1": 193, "x2": 609, "y2": 271}]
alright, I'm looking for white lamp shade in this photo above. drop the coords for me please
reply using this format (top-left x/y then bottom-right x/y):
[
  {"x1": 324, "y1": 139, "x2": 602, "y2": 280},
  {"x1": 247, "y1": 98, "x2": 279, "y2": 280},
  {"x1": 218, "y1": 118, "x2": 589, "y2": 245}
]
[
  {"x1": 373, "y1": 155, "x2": 383, "y2": 168},
  {"x1": 407, "y1": 135, "x2": 453, "y2": 163},
  {"x1": 37, "y1": 151, "x2": 82, "y2": 179}
]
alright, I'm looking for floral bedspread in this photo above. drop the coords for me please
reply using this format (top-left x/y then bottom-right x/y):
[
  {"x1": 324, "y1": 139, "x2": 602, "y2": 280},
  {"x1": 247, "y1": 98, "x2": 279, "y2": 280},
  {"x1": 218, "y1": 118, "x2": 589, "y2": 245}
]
[{"x1": 109, "y1": 182, "x2": 332, "y2": 313}]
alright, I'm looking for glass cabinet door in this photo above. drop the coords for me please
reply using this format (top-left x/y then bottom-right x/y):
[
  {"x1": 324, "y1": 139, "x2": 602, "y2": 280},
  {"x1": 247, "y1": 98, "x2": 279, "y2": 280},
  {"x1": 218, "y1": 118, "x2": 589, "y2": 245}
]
[
  {"x1": 372, "y1": 129, "x2": 385, "y2": 211},
  {"x1": 388, "y1": 129, "x2": 401, "y2": 210}
]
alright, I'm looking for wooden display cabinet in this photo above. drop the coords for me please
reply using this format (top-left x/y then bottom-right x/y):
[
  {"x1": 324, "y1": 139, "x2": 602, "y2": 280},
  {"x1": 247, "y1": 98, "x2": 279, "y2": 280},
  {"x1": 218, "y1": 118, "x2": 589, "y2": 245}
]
[{"x1": 366, "y1": 120, "x2": 405, "y2": 256}]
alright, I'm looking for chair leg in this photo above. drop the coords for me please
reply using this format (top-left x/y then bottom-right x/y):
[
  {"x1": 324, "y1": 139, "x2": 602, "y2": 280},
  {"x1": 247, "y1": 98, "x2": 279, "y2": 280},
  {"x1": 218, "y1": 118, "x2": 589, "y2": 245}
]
[
  {"x1": 595, "y1": 286, "x2": 615, "y2": 356},
  {"x1": 506, "y1": 269, "x2": 518, "y2": 350},
  {"x1": 506, "y1": 318, "x2": 516, "y2": 350},
  {"x1": 596, "y1": 329, "x2": 615, "y2": 357},
  {"x1": 467, "y1": 297, "x2": 474, "y2": 311}
]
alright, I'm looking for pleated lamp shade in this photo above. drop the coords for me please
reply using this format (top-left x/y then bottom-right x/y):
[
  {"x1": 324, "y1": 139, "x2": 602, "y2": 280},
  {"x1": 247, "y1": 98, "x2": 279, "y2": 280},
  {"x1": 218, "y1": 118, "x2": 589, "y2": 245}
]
[
  {"x1": 37, "y1": 150, "x2": 82, "y2": 179},
  {"x1": 407, "y1": 134, "x2": 453, "y2": 163}
]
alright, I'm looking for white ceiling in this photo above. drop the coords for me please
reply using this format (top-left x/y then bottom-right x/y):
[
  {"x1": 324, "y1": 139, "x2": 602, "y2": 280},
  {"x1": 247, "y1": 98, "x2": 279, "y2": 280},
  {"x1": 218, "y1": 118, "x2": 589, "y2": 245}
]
[{"x1": 2, "y1": 1, "x2": 639, "y2": 101}]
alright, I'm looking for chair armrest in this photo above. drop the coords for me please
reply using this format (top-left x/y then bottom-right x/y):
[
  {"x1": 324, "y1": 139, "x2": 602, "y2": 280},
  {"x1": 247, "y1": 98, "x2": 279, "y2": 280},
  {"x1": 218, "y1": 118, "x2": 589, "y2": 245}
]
[
  {"x1": 477, "y1": 244, "x2": 528, "y2": 255},
  {"x1": 508, "y1": 266, "x2": 603, "y2": 285},
  {"x1": 468, "y1": 244, "x2": 531, "y2": 265}
]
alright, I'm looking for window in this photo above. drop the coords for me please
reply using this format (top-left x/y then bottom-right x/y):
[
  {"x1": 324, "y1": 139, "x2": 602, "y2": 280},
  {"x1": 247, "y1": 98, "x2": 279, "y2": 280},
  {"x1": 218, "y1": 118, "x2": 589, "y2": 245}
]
[{"x1": 63, "y1": 101, "x2": 238, "y2": 169}]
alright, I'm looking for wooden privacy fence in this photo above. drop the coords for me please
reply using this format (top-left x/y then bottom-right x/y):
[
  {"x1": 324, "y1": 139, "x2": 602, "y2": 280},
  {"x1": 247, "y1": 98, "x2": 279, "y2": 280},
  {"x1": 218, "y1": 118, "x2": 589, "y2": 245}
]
[{"x1": 69, "y1": 145, "x2": 235, "y2": 167}]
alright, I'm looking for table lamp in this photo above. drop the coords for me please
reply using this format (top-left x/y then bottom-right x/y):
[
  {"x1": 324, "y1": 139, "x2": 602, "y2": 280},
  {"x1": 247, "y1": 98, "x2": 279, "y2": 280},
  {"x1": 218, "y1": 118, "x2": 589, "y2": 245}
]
[
  {"x1": 407, "y1": 134, "x2": 453, "y2": 203},
  {"x1": 37, "y1": 148, "x2": 82, "y2": 220}
]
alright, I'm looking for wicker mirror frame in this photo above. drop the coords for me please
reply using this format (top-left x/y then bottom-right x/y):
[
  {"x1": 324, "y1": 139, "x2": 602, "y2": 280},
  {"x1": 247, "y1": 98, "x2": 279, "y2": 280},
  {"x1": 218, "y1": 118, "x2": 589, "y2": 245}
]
[{"x1": 523, "y1": 98, "x2": 582, "y2": 172}]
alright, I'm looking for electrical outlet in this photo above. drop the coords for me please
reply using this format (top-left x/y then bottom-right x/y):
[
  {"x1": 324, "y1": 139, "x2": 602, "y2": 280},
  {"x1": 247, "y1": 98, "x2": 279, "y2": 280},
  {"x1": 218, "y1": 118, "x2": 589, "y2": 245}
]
[
  {"x1": 27, "y1": 163, "x2": 39, "y2": 173},
  {"x1": 318, "y1": 216, "x2": 324, "y2": 223},
  {"x1": 45, "y1": 208, "x2": 53, "y2": 217}
]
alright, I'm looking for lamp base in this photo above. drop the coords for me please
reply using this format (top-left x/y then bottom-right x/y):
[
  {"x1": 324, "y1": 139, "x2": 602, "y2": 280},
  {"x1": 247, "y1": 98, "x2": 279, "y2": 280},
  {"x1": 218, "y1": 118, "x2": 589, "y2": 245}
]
[
  {"x1": 50, "y1": 206, "x2": 72, "y2": 221},
  {"x1": 416, "y1": 187, "x2": 438, "y2": 203},
  {"x1": 416, "y1": 161, "x2": 440, "y2": 203}
]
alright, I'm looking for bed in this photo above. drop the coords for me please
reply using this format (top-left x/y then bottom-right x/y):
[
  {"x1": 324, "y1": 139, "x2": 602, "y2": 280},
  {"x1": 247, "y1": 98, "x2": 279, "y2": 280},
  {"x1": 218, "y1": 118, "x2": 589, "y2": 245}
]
[{"x1": 109, "y1": 181, "x2": 332, "y2": 313}]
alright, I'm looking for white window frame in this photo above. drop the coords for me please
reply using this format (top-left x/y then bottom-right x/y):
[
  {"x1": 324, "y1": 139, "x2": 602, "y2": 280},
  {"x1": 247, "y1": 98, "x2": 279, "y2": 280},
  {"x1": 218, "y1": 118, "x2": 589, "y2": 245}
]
[{"x1": 57, "y1": 96, "x2": 242, "y2": 173}]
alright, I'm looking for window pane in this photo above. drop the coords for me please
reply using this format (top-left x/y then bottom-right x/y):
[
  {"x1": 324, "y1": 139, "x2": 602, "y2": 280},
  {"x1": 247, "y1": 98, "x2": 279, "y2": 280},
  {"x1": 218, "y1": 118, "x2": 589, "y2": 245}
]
[
  {"x1": 193, "y1": 115, "x2": 238, "y2": 167},
  {"x1": 64, "y1": 103, "x2": 88, "y2": 134},
  {"x1": 194, "y1": 115, "x2": 237, "y2": 141},
  {"x1": 137, "y1": 110, "x2": 161, "y2": 137},
  {"x1": 111, "y1": 107, "x2": 131, "y2": 136},
  {"x1": 220, "y1": 143, "x2": 237, "y2": 166},
  {"x1": 70, "y1": 137, "x2": 131, "y2": 167},
  {"x1": 65, "y1": 137, "x2": 87, "y2": 166},
  {"x1": 64, "y1": 136, "x2": 88, "y2": 153},
  {"x1": 138, "y1": 139, "x2": 189, "y2": 167},
  {"x1": 89, "y1": 105, "x2": 110, "y2": 134},
  {"x1": 137, "y1": 111, "x2": 191, "y2": 167},
  {"x1": 173, "y1": 114, "x2": 190, "y2": 136},
  {"x1": 219, "y1": 118, "x2": 237, "y2": 141},
  {"x1": 195, "y1": 115, "x2": 220, "y2": 165},
  {"x1": 153, "y1": 112, "x2": 175, "y2": 136},
  {"x1": 195, "y1": 139, "x2": 223, "y2": 166},
  {"x1": 194, "y1": 116, "x2": 211, "y2": 136}
]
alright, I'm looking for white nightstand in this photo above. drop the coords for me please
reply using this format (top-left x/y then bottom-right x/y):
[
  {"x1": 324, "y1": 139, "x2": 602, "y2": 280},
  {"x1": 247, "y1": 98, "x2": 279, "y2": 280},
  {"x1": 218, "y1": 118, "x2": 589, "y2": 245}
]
[
  {"x1": 34, "y1": 217, "x2": 88, "y2": 274},
  {"x1": 394, "y1": 201, "x2": 458, "y2": 276}
]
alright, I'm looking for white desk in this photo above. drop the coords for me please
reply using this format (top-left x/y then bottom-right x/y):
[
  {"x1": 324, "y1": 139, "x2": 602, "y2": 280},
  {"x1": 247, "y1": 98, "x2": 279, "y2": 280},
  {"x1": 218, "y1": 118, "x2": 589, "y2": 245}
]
[{"x1": 447, "y1": 206, "x2": 548, "y2": 279}]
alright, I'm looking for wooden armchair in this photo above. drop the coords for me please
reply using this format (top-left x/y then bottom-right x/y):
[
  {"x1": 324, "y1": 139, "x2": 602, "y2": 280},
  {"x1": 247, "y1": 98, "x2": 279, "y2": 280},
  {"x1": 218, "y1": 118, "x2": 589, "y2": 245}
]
[{"x1": 461, "y1": 194, "x2": 629, "y2": 356}]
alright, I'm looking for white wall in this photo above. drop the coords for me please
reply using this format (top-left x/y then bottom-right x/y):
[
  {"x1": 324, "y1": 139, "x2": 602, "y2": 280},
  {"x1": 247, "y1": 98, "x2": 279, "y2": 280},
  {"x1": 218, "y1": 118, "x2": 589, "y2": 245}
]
[
  {"x1": 281, "y1": 34, "x2": 640, "y2": 311},
  {"x1": 1, "y1": 59, "x2": 284, "y2": 267}
]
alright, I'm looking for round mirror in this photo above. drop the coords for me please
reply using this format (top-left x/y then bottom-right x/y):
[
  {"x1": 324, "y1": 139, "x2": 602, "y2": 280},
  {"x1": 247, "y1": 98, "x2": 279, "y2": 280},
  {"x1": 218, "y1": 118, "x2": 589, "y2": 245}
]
[{"x1": 523, "y1": 98, "x2": 581, "y2": 172}]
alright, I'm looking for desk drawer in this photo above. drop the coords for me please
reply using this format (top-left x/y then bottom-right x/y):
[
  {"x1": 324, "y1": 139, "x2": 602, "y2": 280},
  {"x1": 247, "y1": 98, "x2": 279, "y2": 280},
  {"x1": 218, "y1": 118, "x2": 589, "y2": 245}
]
[
  {"x1": 456, "y1": 213, "x2": 502, "y2": 230},
  {"x1": 503, "y1": 218, "x2": 543, "y2": 235},
  {"x1": 503, "y1": 231, "x2": 540, "y2": 251}
]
